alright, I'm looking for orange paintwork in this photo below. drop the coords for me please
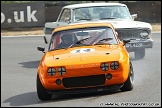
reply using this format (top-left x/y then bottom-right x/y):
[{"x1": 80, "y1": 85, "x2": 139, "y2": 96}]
[{"x1": 38, "y1": 22, "x2": 130, "y2": 91}]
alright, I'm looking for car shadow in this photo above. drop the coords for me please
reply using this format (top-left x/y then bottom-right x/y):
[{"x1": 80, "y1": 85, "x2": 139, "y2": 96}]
[
  {"x1": 3, "y1": 92, "x2": 38, "y2": 106},
  {"x1": 2, "y1": 91, "x2": 120, "y2": 107},
  {"x1": 19, "y1": 60, "x2": 40, "y2": 68}
]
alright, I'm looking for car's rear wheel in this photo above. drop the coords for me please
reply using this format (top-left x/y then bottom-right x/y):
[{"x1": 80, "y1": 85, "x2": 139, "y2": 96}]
[
  {"x1": 120, "y1": 61, "x2": 134, "y2": 91},
  {"x1": 37, "y1": 73, "x2": 52, "y2": 101},
  {"x1": 135, "y1": 49, "x2": 145, "y2": 59}
]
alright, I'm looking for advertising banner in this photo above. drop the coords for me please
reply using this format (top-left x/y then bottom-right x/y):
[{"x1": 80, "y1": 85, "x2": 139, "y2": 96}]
[{"x1": 1, "y1": 2, "x2": 45, "y2": 28}]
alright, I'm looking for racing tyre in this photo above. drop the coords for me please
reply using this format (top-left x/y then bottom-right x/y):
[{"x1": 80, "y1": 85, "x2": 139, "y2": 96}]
[
  {"x1": 135, "y1": 49, "x2": 145, "y2": 59},
  {"x1": 37, "y1": 73, "x2": 52, "y2": 101},
  {"x1": 120, "y1": 61, "x2": 134, "y2": 91}
]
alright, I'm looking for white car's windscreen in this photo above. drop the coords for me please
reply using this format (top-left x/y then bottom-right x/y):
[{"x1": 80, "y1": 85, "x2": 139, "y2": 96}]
[{"x1": 73, "y1": 6, "x2": 132, "y2": 22}]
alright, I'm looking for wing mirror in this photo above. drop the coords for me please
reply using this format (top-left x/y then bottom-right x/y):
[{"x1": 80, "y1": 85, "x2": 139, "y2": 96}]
[
  {"x1": 123, "y1": 39, "x2": 130, "y2": 46},
  {"x1": 131, "y1": 14, "x2": 137, "y2": 20},
  {"x1": 37, "y1": 46, "x2": 45, "y2": 53}
]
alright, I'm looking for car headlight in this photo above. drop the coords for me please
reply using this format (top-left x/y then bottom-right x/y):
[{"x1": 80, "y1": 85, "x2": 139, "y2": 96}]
[
  {"x1": 47, "y1": 68, "x2": 56, "y2": 76},
  {"x1": 58, "y1": 67, "x2": 66, "y2": 75},
  {"x1": 100, "y1": 63, "x2": 109, "y2": 71},
  {"x1": 140, "y1": 30, "x2": 149, "y2": 39},
  {"x1": 110, "y1": 62, "x2": 119, "y2": 70}
]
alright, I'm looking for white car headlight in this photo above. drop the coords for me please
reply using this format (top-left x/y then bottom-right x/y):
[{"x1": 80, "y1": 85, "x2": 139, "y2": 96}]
[{"x1": 140, "y1": 30, "x2": 149, "y2": 39}]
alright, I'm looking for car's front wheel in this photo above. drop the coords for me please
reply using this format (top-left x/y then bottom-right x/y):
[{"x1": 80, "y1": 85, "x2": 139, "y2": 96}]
[
  {"x1": 37, "y1": 73, "x2": 52, "y2": 101},
  {"x1": 120, "y1": 61, "x2": 134, "y2": 91},
  {"x1": 135, "y1": 49, "x2": 145, "y2": 59}
]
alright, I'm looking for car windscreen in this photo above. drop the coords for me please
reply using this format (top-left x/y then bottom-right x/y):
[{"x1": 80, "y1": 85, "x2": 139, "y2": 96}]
[
  {"x1": 72, "y1": 6, "x2": 132, "y2": 22},
  {"x1": 48, "y1": 26, "x2": 118, "y2": 51}
]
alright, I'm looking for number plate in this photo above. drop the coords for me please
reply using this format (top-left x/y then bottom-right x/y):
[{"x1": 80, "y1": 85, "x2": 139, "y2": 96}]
[{"x1": 125, "y1": 43, "x2": 142, "y2": 47}]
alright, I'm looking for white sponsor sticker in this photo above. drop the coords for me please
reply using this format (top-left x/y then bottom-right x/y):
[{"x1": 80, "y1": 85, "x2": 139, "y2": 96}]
[{"x1": 70, "y1": 48, "x2": 95, "y2": 54}]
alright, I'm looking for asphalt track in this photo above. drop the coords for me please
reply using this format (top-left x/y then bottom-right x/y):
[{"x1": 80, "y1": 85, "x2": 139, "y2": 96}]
[{"x1": 1, "y1": 32, "x2": 161, "y2": 107}]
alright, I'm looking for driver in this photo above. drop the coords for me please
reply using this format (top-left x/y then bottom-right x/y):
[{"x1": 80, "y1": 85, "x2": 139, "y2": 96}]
[{"x1": 57, "y1": 34, "x2": 73, "y2": 48}]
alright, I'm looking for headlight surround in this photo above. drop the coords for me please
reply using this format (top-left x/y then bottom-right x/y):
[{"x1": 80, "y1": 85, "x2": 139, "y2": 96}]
[
  {"x1": 47, "y1": 67, "x2": 56, "y2": 76},
  {"x1": 58, "y1": 67, "x2": 66, "y2": 75},
  {"x1": 100, "y1": 63, "x2": 109, "y2": 71},
  {"x1": 140, "y1": 30, "x2": 149, "y2": 39},
  {"x1": 110, "y1": 62, "x2": 119, "y2": 70}
]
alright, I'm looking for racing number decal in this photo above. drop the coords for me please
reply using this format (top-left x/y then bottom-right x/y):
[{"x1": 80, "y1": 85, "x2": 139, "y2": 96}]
[{"x1": 70, "y1": 48, "x2": 95, "y2": 54}]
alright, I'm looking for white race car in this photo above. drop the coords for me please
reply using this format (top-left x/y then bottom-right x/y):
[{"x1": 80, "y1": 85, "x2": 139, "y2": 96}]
[{"x1": 44, "y1": 2, "x2": 153, "y2": 59}]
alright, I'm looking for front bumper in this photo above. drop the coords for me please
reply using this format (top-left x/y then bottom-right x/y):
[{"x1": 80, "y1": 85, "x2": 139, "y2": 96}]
[
  {"x1": 39, "y1": 59, "x2": 130, "y2": 91},
  {"x1": 47, "y1": 84, "x2": 123, "y2": 94},
  {"x1": 41, "y1": 72, "x2": 128, "y2": 91}
]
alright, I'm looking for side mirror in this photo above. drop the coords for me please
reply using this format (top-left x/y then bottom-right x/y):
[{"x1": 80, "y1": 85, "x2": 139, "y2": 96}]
[
  {"x1": 131, "y1": 14, "x2": 137, "y2": 20},
  {"x1": 123, "y1": 39, "x2": 130, "y2": 46},
  {"x1": 37, "y1": 46, "x2": 45, "y2": 53}
]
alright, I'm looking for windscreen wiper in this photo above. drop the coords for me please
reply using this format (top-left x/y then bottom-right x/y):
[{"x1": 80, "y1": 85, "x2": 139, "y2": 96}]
[
  {"x1": 68, "y1": 37, "x2": 91, "y2": 48},
  {"x1": 93, "y1": 38, "x2": 113, "y2": 45}
]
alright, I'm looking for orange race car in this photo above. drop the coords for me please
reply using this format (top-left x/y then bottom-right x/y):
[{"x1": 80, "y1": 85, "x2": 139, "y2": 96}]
[{"x1": 37, "y1": 22, "x2": 134, "y2": 101}]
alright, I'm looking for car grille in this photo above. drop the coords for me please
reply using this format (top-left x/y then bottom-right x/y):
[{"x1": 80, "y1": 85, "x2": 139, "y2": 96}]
[
  {"x1": 116, "y1": 28, "x2": 141, "y2": 40},
  {"x1": 62, "y1": 74, "x2": 105, "y2": 88},
  {"x1": 115, "y1": 28, "x2": 151, "y2": 41}
]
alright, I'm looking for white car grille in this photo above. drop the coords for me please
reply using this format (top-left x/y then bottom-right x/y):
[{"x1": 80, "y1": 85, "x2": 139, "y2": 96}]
[{"x1": 116, "y1": 28, "x2": 151, "y2": 40}]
